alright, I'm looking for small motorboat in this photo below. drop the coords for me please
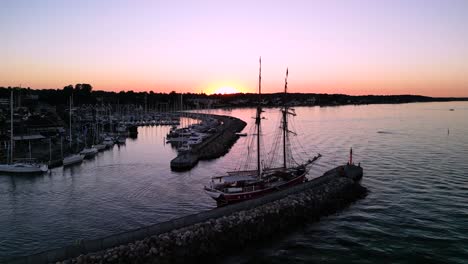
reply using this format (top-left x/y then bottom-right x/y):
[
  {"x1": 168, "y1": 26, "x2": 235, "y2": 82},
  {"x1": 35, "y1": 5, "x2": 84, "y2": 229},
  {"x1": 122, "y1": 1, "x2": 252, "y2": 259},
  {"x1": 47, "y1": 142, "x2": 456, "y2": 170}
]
[
  {"x1": 93, "y1": 144, "x2": 106, "y2": 151},
  {"x1": 116, "y1": 137, "x2": 126, "y2": 144},
  {"x1": 80, "y1": 147, "x2": 98, "y2": 159},
  {"x1": 103, "y1": 137, "x2": 114, "y2": 148}
]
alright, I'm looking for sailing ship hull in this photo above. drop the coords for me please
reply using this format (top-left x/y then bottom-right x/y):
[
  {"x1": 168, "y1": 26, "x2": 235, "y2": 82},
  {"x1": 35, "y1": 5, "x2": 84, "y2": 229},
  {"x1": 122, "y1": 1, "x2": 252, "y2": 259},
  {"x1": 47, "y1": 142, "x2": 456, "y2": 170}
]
[{"x1": 205, "y1": 172, "x2": 306, "y2": 206}]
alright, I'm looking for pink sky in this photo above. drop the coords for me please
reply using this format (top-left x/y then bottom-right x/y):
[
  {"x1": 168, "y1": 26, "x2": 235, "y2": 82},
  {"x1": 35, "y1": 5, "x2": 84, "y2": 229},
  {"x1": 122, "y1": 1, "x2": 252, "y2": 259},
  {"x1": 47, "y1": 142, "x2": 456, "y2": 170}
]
[{"x1": 1, "y1": 0, "x2": 467, "y2": 97}]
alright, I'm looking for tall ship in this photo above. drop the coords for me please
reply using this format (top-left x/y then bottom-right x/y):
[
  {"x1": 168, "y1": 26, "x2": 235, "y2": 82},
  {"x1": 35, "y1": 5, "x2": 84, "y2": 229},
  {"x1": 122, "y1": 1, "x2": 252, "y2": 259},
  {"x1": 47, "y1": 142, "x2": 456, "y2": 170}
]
[{"x1": 204, "y1": 58, "x2": 321, "y2": 206}]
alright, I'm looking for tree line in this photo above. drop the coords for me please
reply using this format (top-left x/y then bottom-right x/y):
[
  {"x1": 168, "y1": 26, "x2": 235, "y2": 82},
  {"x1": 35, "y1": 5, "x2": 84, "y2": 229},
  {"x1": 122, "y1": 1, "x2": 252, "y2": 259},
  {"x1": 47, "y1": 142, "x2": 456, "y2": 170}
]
[{"x1": 1, "y1": 85, "x2": 465, "y2": 109}]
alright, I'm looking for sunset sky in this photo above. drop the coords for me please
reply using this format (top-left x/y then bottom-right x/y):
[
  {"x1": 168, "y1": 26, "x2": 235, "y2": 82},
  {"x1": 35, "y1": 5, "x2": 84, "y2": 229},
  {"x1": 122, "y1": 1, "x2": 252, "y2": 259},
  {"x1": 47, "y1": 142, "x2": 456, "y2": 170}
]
[{"x1": 1, "y1": 0, "x2": 467, "y2": 96}]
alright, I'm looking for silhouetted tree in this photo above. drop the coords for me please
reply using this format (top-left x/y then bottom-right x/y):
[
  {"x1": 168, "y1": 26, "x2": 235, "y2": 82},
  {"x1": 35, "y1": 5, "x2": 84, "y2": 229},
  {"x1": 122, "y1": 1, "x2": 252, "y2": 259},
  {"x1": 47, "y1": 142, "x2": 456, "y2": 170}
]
[
  {"x1": 74, "y1": 84, "x2": 82, "y2": 91},
  {"x1": 63, "y1": 85, "x2": 73, "y2": 97},
  {"x1": 81, "y1": 84, "x2": 92, "y2": 94}
]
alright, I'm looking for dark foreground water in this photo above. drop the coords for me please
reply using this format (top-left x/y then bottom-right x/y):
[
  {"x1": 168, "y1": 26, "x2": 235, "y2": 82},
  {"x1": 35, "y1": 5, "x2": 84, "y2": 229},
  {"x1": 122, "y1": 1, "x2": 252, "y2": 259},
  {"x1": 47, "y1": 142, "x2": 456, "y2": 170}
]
[{"x1": 1, "y1": 102, "x2": 468, "y2": 263}]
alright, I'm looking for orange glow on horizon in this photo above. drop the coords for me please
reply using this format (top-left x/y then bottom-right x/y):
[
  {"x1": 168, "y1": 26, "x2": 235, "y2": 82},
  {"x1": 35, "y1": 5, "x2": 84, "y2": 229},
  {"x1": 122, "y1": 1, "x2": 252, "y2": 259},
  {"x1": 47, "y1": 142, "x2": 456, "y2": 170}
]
[
  {"x1": 212, "y1": 86, "x2": 239, "y2": 95},
  {"x1": 202, "y1": 82, "x2": 249, "y2": 95},
  {"x1": 8, "y1": 79, "x2": 466, "y2": 98}
]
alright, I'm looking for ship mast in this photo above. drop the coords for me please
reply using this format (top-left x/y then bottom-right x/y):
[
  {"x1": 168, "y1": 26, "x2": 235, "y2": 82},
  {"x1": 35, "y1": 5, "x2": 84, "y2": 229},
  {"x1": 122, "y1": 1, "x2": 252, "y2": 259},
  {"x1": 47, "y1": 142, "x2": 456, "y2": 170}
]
[
  {"x1": 69, "y1": 95, "x2": 72, "y2": 148},
  {"x1": 282, "y1": 68, "x2": 288, "y2": 168},
  {"x1": 256, "y1": 57, "x2": 262, "y2": 178},
  {"x1": 10, "y1": 89, "x2": 13, "y2": 164}
]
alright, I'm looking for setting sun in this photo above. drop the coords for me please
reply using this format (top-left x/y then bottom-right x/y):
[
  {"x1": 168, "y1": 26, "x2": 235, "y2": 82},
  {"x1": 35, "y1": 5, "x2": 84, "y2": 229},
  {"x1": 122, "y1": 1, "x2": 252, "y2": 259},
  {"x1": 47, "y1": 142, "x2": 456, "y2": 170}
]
[{"x1": 213, "y1": 86, "x2": 239, "y2": 95}]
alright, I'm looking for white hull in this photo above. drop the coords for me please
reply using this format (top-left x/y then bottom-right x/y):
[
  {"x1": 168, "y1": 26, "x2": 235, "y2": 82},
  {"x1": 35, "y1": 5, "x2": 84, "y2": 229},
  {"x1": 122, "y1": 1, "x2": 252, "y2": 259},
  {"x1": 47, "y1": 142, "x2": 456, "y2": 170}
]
[
  {"x1": 93, "y1": 144, "x2": 106, "y2": 151},
  {"x1": 103, "y1": 137, "x2": 114, "y2": 148},
  {"x1": 80, "y1": 148, "x2": 98, "y2": 158},
  {"x1": 0, "y1": 163, "x2": 48, "y2": 174},
  {"x1": 63, "y1": 154, "x2": 84, "y2": 166},
  {"x1": 166, "y1": 137, "x2": 188, "y2": 143},
  {"x1": 204, "y1": 188, "x2": 223, "y2": 199},
  {"x1": 103, "y1": 141, "x2": 114, "y2": 147},
  {"x1": 116, "y1": 127, "x2": 127, "y2": 133}
]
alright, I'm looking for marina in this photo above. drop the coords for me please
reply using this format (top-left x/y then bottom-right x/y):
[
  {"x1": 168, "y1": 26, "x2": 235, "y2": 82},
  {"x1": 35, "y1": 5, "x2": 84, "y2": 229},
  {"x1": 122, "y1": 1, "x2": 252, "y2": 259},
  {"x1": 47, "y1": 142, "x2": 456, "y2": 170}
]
[
  {"x1": 169, "y1": 113, "x2": 246, "y2": 171},
  {"x1": 0, "y1": 89, "x2": 219, "y2": 172},
  {"x1": 2, "y1": 1, "x2": 468, "y2": 262},
  {"x1": 2, "y1": 102, "x2": 468, "y2": 262}
]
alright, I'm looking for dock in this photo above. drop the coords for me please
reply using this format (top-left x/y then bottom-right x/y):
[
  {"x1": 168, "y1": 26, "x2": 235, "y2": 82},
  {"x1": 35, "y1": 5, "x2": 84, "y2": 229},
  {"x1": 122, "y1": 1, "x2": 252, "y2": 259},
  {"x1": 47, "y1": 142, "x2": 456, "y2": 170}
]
[
  {"x1": 169, "y1": 153, "x2": 198, "y2": 170},
  {"x1": 170, "y1": 114, "x2": 247, "y2": 171},
  {"x1": 8, "y1": 164, "x2": 366, "y2": 264}
]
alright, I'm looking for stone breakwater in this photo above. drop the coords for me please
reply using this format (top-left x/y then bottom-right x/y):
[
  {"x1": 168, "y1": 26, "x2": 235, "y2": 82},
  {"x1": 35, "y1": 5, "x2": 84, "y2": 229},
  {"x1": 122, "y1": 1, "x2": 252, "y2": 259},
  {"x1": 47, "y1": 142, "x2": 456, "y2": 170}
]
[
  {"x1": 51, "y1": 170, "x2": 366, "y2": 264},
  {"x1": 170, "y1": 114, "x2": 247, "y2": 171},
  {"x1": 193, "y1": 116, "x2": 247, "y2": 160}
]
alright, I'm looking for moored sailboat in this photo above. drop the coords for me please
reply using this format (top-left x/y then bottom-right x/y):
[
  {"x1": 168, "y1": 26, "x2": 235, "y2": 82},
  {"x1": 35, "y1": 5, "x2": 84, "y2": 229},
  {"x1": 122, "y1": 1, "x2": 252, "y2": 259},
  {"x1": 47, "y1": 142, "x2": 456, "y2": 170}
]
[
  {"x1": 0, "y1": 89, "x2": 49, "y2": 174},
  {"x1": 0, "y1": 163, "x2": 49, "y2": 174},
  {"x1": 80, "y1": 126, "x2": 98, "y2": 158},
  {"x1": 204, "y1": 59, "x2": 320, "y2": 206},
  {"x1": 80, "y1": 147, "x2": 98, "y2": 159},
  {"x1": 63, "y1": 154, "x2": 84, "y2": 166},
  {"x1": 62, "y1": 96, "x2": 85, "y2": 166}
]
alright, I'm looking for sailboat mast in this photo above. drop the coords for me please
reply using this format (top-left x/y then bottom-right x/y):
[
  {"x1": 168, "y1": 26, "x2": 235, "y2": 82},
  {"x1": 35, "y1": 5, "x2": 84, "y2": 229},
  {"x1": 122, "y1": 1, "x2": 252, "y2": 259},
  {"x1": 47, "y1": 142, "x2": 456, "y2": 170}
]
[
  {"x1": 69, "y1": 96, "x2": 72, "y2": 148},
  {"x1": 10, "y1": 89, "x2": 13, "y2": 164},
  {"x1": 256, "y1": 57, "x2": 262, "y2": 178},
  {"x1": 282, "y1": 68, "x2": 288, "y2": 168}
]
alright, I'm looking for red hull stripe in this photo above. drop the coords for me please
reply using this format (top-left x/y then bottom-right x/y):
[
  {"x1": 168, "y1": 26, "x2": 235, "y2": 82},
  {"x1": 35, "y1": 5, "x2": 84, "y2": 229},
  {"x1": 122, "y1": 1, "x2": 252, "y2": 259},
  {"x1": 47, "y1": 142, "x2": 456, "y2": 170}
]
[{"x1": 214, "y1": 173, "x2": 306, "y2": 205}]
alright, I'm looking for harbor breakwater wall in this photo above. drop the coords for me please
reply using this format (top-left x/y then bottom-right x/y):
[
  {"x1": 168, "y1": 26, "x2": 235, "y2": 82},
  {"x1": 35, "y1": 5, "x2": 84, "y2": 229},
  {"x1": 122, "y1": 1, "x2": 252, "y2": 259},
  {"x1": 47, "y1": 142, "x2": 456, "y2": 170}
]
[
  {"x1": 192, "y1": 115, "x2": 246, "y2": 160},
  {"x1": 9, "y1": 165, "x2": 366, "y2": 264},
  {"x1": 170, "y1": 114, "x2": 247, "y2": 171}
]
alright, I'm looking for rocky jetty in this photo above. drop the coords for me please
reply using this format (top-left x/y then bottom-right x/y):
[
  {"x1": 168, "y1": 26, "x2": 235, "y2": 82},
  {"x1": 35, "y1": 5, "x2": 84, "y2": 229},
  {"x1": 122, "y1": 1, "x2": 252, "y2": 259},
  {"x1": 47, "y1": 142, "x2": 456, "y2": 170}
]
[
  {"x1": 170, "y1": 114, "x2": 246, "y2": 171},
  {"x1": 45, "y1": 166, "x2": 366, "y2": 264}
]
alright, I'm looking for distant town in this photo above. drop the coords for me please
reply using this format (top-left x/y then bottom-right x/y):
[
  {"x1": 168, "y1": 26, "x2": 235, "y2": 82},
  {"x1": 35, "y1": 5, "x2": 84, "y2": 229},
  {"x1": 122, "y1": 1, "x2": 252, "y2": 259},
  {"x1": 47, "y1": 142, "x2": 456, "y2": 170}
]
[{"x1": 0, "y1": 84, "x2": 466, "y2": 150}]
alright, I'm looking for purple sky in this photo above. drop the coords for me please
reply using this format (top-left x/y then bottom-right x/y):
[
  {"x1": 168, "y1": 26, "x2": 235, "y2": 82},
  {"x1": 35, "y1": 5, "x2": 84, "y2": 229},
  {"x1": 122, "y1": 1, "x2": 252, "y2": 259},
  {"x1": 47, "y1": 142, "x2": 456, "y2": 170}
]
[{"x1": 1, "y1": 0, "x2": 467, "y2": 96}]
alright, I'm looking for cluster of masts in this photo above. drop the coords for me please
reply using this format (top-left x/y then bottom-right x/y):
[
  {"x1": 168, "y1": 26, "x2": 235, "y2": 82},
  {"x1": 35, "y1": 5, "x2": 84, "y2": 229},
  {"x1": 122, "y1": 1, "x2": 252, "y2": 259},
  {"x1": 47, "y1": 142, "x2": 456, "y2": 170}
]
[
  {"x1": 254, "y1": 57, "x2": 295, "y2": 177},
  {"x1": 0, "y1": 90, "x2": 184, "y2": 174}
]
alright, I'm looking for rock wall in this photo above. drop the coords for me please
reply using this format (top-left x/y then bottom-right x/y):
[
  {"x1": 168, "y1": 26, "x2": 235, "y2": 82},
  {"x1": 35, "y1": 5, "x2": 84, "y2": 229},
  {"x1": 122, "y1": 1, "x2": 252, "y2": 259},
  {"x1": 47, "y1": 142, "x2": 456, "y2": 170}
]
[
  {"x1": 58, "y1": 176, "x2": 366, "y2": 264},
  {"x1": 170, "y1": 114, "x2": 246, "y2": 171},
  {"x1": 194, "y1": 116, "x2": 246, "y2": 160},
  {"x1": 9, "y1": 165, "x2": 366, "y2": 264}
]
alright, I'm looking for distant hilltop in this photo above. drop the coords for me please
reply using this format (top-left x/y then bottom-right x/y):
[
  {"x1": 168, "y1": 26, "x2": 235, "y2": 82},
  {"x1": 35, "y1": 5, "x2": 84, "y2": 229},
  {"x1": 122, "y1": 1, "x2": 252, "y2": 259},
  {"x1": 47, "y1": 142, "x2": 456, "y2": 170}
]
[
  {"x1": 0, "y1": 85, "x2": 467, "y2": 110},
  {"x1": 207, "y1": 93, "x2": 468, "y2": 108}
]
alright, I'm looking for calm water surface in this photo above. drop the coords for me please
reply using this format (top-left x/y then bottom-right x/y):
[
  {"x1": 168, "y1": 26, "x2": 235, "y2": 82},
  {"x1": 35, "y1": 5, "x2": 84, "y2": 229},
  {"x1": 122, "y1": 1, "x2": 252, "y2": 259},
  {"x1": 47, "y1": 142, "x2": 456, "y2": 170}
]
[{"x1": 1, "y1": 102, "x2": 467, "y2": 263}]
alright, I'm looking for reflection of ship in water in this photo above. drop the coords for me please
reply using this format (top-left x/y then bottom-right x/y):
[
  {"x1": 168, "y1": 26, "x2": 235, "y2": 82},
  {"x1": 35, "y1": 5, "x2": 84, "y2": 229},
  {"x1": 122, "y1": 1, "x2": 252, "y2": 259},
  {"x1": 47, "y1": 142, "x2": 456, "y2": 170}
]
[{"x1": 204, "y1": 58, "x2": 321, "y2": 206}]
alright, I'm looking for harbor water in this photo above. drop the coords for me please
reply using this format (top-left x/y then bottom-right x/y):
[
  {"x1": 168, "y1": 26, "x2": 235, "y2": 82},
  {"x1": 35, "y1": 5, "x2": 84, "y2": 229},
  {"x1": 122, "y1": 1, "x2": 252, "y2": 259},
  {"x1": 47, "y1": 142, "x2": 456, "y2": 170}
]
[{"x1": 1, "y1": 102, "x2": 468, "y2": 263}]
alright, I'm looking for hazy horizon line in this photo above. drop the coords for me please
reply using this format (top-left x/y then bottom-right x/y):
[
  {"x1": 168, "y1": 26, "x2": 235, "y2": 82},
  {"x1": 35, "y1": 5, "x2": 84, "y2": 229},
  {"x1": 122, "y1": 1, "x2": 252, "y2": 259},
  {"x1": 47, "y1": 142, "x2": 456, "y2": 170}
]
[{"x1": 2, "y1": 86, "x2": 467, "y2": 99}]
